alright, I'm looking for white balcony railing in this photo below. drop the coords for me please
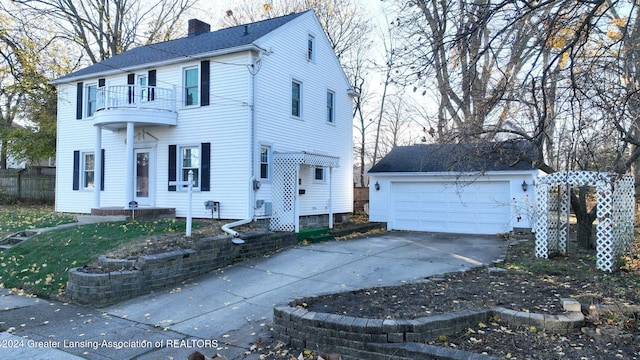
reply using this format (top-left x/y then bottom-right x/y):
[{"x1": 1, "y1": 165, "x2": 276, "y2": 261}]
[{"x1": 96, "y1": 85, "x2": 176, "y2": 113}]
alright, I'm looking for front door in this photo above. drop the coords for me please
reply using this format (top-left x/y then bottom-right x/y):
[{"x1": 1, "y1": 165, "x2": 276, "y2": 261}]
[{"x1": 134, "y1": 148, "x2": 155, "y2": 206}]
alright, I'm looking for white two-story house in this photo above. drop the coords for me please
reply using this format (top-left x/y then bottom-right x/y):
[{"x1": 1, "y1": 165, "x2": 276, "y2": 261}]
[{"x1": 52, "y1": 11, "x2": 355, "y2": 232}]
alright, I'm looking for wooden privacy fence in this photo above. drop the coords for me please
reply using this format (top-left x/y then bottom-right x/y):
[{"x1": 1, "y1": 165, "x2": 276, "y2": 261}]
[
  {"x1": 354, "y1": 186, "x2": 369, "y2": 214},
  {"x1": 0, "y1": 167, "x2": 55, "y2": 202}
]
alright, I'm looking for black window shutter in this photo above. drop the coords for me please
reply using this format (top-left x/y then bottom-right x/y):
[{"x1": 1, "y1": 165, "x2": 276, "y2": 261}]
[
  {"x1": 100, "y1": 149, "x2": 105, "y2": 191},
  {"x1": 148, "y1": 70, "x2": 156, "y2": 101},
  {"x1": 201, "y1": 142, "x2": 210, "y2": 191},
  {"x1": 200, "y1": 60, "x2": 210, "y2": 106},
  {"x1": 127, "y1": 74, "x2": 135, "y2": 104},
  {"x1": 72, "y1": 150, "x2": 80, "y2": 190},
  {"x1": 168, "y1": 145, "x2": 177, "y2": 191},
  {"x1": 76, "y1": 83, "x2": 83, "y2": 119}
]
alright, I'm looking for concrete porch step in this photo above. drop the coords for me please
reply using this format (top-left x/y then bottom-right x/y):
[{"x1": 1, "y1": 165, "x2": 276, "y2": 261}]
[
  {"x1": 0, "y1": 230, "x2": 39, "y2": 252},
  {"x1": 77, "y1": 215, "x2": 129, "y2": 223}
]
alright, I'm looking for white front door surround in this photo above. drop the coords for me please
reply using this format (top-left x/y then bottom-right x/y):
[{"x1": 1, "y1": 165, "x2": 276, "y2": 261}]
[{"x1": 134, "y1": 148, "x2": 156, "y2": 206}]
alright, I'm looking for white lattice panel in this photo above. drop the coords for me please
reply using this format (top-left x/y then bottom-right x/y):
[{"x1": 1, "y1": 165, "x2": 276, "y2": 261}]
[
  {"x1": 535, "y1": 171, "x2": 635, "y2": 272},
  {"x1": 270, "y1": 158, "x2": 298, "y2": 232},
  {"x1": 270, "y1": 152, "x2": 340, "y2": 232}
]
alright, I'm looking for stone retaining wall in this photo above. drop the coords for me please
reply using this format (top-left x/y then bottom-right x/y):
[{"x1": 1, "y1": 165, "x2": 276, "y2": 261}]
[
  {"x1": 67, "y1": 232, "x2": 297, "y2": 307},
  {"x1": 273, "y1": 299, "x2": 585, "y2": 360}
]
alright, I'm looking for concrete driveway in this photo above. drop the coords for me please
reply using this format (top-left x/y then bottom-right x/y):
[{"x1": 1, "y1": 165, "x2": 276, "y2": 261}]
[{"x1": 0, "y1": 231, "x2": 506, "y2": 360}]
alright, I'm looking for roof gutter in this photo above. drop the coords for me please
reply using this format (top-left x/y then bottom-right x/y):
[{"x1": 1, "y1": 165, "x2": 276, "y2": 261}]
[{"x1": 50, "y1": 44, "x2": 264, "y2": 85}]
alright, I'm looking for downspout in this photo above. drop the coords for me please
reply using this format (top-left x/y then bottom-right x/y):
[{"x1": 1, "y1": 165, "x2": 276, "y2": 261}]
[{"x1": 222, "y1": 50, "x2": 261, "y2": 240}]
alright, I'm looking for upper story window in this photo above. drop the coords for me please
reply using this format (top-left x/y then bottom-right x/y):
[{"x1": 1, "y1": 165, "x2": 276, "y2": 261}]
[
  {"x1": 291, "y1": 80, "x2": 302, "y2": 118},
  {"x1": 326, "y1": 91, "x2": 335, "y2": 123},
  {"x1": 260, "y1": 145, "x2": 271, "y2": 180},
  {"x1": 180, "y1": 145, "x2": 200, "y2": 188},
  {"x1": 307, "y1": 34, "x2": 315, "y2": 61},
  {"x1": 138, "y1": 75, "x2": 148, "y2": 102},
  {"x1": 86, "y1": 84, "x2": 97, "y2": 117},
  {"x1": 83, "y1": 152, "x2": 95, "y2": 189},
  {"x1": 184, "y1": 67, "x2": 199, "y2": 106}
]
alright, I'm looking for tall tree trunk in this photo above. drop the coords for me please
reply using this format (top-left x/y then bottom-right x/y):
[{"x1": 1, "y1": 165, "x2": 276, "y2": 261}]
[
  {"x1": 570, "y1": 185, "x2": 597, "y2": 249},
  {"x1": 0, "y1": 140, "x2": 6, "y2": 169}
]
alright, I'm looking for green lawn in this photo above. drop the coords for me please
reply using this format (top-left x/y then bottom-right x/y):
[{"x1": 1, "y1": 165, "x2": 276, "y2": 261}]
[
  {"x1": 0, "y1": 206, "x2": 77, "y2": 238},
  {"x1": 0, "y1": 219, "x2": 189, "y2": 299}
]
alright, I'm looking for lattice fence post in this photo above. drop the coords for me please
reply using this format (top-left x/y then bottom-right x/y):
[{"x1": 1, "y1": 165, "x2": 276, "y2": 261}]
[
  {"x1": 535, "y1": 183, "x2": 550, "y2": 259},
  {"x1": 557, "y1": 181, "x2": 572, "y2": 255},
  {"x1": 596, "y1": 178, "x2": 614, "y2": 271},
  {"x1": 271, "y1": 158, "x2": 298, "y2": 232}
]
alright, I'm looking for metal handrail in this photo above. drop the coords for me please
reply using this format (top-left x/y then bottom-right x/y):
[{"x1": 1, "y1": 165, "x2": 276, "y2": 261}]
[{"x1": 96, "y1": 85, "x2": 176, "y2": 113}]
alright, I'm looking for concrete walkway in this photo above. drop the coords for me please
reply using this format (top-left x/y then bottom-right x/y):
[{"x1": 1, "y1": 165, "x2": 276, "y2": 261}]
[{"x1": 0, "y1": 231, "x2": 506, "y2": 359}]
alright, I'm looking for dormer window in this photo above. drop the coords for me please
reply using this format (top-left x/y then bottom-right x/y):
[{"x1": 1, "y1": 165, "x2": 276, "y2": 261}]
[{"x1": 307, "y1": 34, "x2": 315, "y2": 61}]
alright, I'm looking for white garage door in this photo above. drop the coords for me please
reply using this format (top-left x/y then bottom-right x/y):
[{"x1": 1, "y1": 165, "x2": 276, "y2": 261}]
[{"x1": 390, "y1": 181, "x2": 511, "y2": 234}]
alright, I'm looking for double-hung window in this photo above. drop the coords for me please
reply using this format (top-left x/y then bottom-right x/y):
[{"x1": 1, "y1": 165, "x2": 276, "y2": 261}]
[
  {"x1": 260, "y1": 145, "x2": 271, "y2": 180},
  {"x1": 291, "y1": 80, "x2": 301, "y2": 117},
  {"x1": 184, "y1": 67, "x2": 199, "y2": 106},
  {"x1": 180, "y1": 145, "x2": 200, "y2": 188},
  {"x1": 326, "y1": 91, "x2": 335, "y2": 123},
  {"x1": 307, "y1": 34, "x2": 315, "y2": 61},
  {"x1": 86, "y1": 84, "x2": 97, "y2": 117},
  {"x1": 139, "y1": 75, "x2": 148, "y2": 102},
  {"x1": 83, "y1": 152, "x2": 95, "y2": 189}
]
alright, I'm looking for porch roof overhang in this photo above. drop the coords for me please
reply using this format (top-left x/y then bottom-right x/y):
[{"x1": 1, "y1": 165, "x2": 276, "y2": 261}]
[
  {"x1": 92, "y1": 108, "x2": 177, "y2": 130},
  {"x1": 273, "y1": 151, "x2": 340, "y2": 168}
]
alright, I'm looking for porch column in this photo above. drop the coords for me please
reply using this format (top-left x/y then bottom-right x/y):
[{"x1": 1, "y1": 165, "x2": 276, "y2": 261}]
[
  {"x1": 329, "y1": 167, "x2": 333, "y2": 229},
  {"x1": 125, "y1": 122, "x2": 135, "y2": 208},
  {"x1": 93, "y1": 125, "x2": 102, "y2": 208},
  {"x1": 294, "y1": 164, "x2": 300, "y2": 233}
]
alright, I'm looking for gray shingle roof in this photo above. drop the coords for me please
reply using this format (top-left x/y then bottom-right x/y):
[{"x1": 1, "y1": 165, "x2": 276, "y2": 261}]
[
  {"x1": 54, "y1": 11, "x2": 310, "y2": 83},
  {"x1": 368, "y1": 141, "x2": 537, "y2": 173}
]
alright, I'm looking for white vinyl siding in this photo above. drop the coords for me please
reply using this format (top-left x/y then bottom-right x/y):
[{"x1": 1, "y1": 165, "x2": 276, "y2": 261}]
[{"x1": 253, "y1": 12, "x2": 353, "y2": 216}]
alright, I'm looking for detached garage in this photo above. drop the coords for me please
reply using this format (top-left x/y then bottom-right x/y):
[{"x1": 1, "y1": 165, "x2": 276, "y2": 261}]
[{"x1": 368, "y1": 142, "x2": 540, "y2": 235}]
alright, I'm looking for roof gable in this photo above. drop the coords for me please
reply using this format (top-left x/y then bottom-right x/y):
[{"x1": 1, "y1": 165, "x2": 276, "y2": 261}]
[
  {"x1": 54, "y1": 11, "x2": 310, "y2": 83},
  {"x1": 369, "y1": 141, "x2": 537, "y2": 173}
]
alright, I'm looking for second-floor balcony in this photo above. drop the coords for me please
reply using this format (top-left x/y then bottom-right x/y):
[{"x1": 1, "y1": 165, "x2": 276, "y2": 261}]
[{"x1": 92, "y1": 85, "x2": 178, "y2": 129}]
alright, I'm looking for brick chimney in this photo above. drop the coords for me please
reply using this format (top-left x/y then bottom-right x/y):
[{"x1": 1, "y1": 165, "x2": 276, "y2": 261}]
[{"x1": 188, "y1": 19, "x2": 211, "y2": 36}]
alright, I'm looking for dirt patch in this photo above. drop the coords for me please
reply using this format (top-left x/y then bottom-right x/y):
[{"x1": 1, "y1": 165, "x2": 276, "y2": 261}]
[{"x1": 101, "y1": 219, "x2": 267, "y2": 260}]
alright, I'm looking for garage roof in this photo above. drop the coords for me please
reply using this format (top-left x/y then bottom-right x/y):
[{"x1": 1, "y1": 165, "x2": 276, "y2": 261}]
[{"x1": 369, "y1": 141, "x2": 537, "y2": 173}]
